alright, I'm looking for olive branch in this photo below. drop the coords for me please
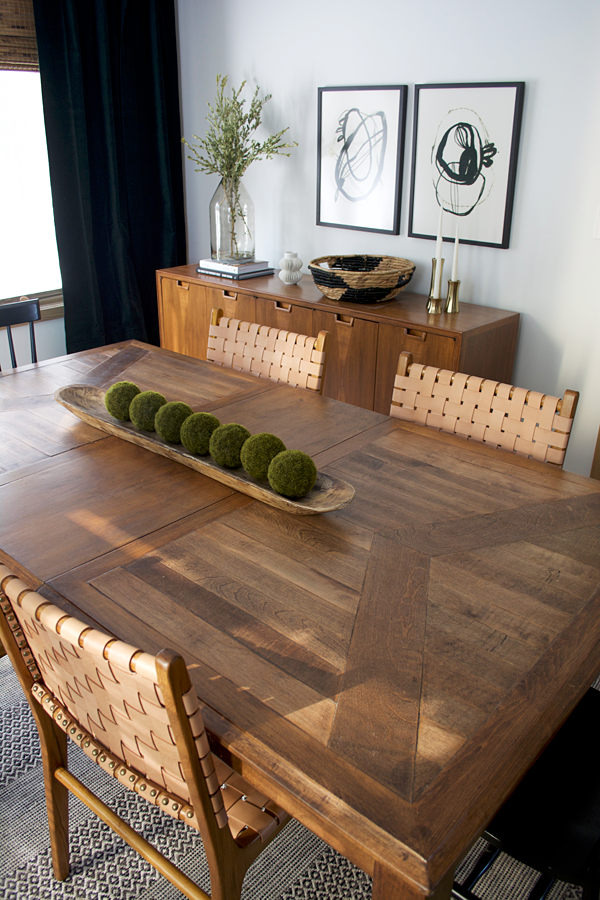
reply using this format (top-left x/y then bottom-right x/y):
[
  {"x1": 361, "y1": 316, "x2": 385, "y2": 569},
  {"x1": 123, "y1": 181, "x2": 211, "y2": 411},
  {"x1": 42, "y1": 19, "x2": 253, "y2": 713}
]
[{"x1": 182, "y1": 75, "x2": 297, "y2": 257}]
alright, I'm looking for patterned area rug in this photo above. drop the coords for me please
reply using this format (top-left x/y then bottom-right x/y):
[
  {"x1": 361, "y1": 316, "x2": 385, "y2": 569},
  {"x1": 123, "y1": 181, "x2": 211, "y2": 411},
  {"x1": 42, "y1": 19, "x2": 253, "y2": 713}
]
[{"x1": 0, "y1": 655, "x2": 584, "y2": 899}]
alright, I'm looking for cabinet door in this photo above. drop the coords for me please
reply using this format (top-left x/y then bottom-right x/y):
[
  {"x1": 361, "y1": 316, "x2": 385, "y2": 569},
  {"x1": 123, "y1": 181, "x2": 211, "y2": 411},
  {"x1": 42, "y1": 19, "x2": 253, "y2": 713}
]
[
  {"x1": 374, "y1": 323, "x2": 459, "y2": 414},
  {"x1": 158, "y1": 278, "x2": 208, "y2": 360},
  {"x1": 205, "y1": 286, "x2": 256, "y2": 324},
  {"x1": 312, "y1": 310, "x2": 378, "y2": 409},
  {"x1": 255, "y1": 297, "x2": 314, "y2": 335}
]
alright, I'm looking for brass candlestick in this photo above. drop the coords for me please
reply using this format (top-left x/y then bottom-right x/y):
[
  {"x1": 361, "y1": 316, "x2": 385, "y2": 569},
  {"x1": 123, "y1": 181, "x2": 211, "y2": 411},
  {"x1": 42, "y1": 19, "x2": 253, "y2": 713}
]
[
  {"x1": 446, "y1": 280, "x2": 460, "y2": 314},
  {"x1": 427, "y1": 258, "x2": 444, "y2": 314}
]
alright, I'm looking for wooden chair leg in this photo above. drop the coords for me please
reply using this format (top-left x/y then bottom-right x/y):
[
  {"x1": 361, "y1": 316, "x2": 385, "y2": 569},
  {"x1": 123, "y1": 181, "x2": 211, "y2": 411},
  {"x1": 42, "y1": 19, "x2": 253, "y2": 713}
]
[
  {"x1": 35, "y1": 706, "x2": 70, "y2": 879},
  {"x1": 205, "y1": 856, "x2": 246, "y2": 900}
]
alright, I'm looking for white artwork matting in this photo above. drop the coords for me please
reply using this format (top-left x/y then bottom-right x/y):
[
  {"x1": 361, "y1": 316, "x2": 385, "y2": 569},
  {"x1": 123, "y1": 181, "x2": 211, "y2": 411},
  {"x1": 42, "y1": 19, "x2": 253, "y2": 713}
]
[
  {"x1": 317, "y1": 85, "x2": 407, "y2": 234},
  {"x1": 408, "y1": 82, "x2": 524, "y2": 248}
]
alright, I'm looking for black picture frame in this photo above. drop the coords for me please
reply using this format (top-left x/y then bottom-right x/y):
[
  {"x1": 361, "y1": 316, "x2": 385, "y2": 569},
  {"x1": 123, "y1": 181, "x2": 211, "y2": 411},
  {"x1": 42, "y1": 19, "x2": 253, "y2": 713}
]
[
  {"x1": 317, "y1": 85, "x2": 408, "y2": 235},
  {"x1": 408, "y1": 82, "x2": 525, "y2": 249}
]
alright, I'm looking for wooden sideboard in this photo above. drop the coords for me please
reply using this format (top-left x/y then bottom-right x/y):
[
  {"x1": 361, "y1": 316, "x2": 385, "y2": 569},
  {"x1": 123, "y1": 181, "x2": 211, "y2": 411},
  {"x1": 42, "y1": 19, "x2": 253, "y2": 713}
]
[{"x1": 156, "y1": 265, "x2": 520, "y2": 414}]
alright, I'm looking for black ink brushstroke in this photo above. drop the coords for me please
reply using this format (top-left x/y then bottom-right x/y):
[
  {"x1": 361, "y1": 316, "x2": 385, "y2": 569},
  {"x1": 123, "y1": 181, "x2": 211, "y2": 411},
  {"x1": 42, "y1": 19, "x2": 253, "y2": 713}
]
[
  {"x1": 433, "y1": 121, "x2": 497, "y2": 216},
  {"x1": 334, "y1": 108, "x2": 387, "y2": 203}
]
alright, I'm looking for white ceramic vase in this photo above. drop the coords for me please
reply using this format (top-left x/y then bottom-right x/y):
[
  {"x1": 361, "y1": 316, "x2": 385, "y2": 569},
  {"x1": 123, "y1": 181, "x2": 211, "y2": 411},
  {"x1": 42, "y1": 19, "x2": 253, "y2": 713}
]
[{"x1": 278, "y1": 251, "x2": 303, "y2": 284}]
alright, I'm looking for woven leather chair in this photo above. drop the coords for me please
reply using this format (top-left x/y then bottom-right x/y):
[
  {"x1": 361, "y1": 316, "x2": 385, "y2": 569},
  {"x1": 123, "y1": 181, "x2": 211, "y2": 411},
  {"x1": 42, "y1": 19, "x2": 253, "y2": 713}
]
[
  {"x1": 207, "y1": 307, "x2": 329, "y2": 394},
  {"x1": 0, "y1": 296, "x2": 41, "y2": 370},
  {"x1": 453, "y1": 687, "x2": 600, "y2": 900},
  {"x1": 390, "y1": 351, "x2": 579, "y2": 468},
  {"x1": 0, "y1": 565, "x2": 291, "y2": 900}
]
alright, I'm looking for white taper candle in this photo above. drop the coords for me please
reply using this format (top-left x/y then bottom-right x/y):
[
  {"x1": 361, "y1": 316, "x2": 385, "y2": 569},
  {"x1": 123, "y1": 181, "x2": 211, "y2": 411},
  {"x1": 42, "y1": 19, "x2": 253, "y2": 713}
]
[
  {"x1": 433, "y1": 207, "x2": 443, "y2": 299},
  {"x1": 452, "y1": 219, "x2": 459, "y2": 282}
]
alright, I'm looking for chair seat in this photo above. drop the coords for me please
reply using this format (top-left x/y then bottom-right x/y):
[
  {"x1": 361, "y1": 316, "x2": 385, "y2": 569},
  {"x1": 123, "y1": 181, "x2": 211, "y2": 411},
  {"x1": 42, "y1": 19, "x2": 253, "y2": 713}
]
[{"x1": 29, "y1": 678, "x2": 290, "y2": 850}]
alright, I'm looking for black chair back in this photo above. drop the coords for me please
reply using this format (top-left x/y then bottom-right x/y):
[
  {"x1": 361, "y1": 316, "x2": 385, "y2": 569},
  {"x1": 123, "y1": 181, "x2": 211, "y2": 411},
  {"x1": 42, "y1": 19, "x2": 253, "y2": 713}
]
[{"x1": 0, "y1": 297, "x2": 41, "y2": 370}]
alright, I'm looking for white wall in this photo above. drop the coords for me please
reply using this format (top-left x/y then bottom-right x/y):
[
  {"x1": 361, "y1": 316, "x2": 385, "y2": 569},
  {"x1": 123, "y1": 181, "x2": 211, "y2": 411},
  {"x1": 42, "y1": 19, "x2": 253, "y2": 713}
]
[{"x1": 176, "y1": 0, "x2": 600, "y2": 476}]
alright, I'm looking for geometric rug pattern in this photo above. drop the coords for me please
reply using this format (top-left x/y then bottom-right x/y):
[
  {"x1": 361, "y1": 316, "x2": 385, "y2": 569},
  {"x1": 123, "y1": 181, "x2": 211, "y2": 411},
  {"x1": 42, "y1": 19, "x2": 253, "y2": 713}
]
[{"x1": 0, "y1": 655, "x2": 585, "y2": 899}]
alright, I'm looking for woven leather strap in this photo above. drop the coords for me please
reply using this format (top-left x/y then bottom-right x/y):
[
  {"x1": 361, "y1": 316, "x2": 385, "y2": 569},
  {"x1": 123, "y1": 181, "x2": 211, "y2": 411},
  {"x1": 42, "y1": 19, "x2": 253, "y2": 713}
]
[
  {"x1": 207, "y1": 311, "x2": 327, "y2": 393},
  {"x1": 390, "y1": 357, "x2": 576, "y2": 467},
  {"x1": 0, "y1": 566, "x2": 288, "y2": 847}
]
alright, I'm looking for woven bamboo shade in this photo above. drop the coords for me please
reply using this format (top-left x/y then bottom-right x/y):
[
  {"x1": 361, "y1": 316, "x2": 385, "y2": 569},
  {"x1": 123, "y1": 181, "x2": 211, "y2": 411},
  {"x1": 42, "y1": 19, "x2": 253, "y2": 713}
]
[{"x1": 0, "y1": 0, "x2": 38, "y2": 71}]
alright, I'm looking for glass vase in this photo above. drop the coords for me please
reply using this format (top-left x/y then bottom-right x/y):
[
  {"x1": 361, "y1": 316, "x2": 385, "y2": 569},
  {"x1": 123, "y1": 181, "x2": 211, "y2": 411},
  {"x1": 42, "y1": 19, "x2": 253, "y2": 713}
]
[{"x1": 209, "y1": 178, "x2": 255, "y2": 261}]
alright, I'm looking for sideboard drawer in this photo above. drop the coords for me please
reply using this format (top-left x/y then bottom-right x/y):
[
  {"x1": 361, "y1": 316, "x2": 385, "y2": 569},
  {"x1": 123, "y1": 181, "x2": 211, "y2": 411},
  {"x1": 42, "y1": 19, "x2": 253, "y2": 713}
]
[
  {"x1": 313, "y1": 309, "x2": 378, "y2": 410},
  {"x1": 205, "y1": 286, "x2": 256, "y2": 324},
  {"x1": 255, "y1": 297, "x2": 314, "y2": 335},
  {"x1": 158, "y1": 278, "x2": 208, "y2": 360},
  {"x1": 373, "y1": 323, "x2": 458, "y2": 414}
]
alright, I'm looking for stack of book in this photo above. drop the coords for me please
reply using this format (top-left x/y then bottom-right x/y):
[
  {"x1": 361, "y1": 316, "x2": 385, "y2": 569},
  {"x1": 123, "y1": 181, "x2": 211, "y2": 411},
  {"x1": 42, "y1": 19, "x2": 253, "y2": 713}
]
[{"x1": 197, "y1": 258, "x2": 274, "y2": 280}]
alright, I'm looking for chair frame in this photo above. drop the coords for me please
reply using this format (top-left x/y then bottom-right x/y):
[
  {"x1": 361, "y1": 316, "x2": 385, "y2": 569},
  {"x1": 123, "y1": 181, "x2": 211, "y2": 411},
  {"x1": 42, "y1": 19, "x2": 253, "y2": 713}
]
[
  {"x1": 0, "y1": 565, "x2": 291, "y2": 900},
  {"x1": 0, "y1": 296, "x2": 41, "y2": 370},
  {"x1": 207, "y1": 307, "x2": 329, "y2": 394},
  {"x1": 391, "y1": 351, "x2": 579, "y2": 468}
]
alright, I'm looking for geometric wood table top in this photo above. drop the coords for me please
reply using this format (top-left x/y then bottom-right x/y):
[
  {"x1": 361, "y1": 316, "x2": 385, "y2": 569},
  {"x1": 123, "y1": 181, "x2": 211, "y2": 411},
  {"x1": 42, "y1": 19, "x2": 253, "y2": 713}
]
[{"x1": 2, "y1": 341, "x2": 599, "y2": 900}]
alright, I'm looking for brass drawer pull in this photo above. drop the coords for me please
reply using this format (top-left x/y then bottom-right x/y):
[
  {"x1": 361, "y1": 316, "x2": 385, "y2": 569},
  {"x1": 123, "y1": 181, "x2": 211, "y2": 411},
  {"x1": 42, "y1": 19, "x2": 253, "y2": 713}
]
[
  {"x1": 222, "y1": 290, "x2": 237, "y2": 300},
  {"x1": 273, "y1": 301, "x2": 292, "y2": 312},
  {"x1": 404, "y1": 328, "x2": 427, "y2": 341},
  {"x1": 335, "y1": 314, "x2": 355, "y2": 326},
  {"x1": 177, "y1": 281, "x2": 189, "y2": 290}
]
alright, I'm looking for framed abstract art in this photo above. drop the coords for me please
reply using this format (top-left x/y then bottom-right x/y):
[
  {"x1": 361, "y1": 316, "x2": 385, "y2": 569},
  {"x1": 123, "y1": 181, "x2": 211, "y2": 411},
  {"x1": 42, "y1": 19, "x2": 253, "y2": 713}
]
[
  {"x1": 408, "y1": 82, "x2": 525, "y2": 248},
  {"x1": 317, "y1": 85, "x2": 408, "y2": 234}
]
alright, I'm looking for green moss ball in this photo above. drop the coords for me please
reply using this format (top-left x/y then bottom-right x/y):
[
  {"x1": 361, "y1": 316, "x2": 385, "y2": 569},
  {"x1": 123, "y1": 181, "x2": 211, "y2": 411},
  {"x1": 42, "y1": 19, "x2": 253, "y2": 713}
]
[
  {"x1": 154, "y1": 401, "x2": 194, "y2": 444},
  {"x1": 129, "y1": 390, "x2": 167, "y2": 432},
  {"x1": 268, "y1": 450, "x2": 318, "y2": 499},
  {"x1": 104, "y1": 381, "x2": 141, "y2": 421},
  {"x1": 209, "y1": 423, "x2": 251, "y2": 468},
  {"x1": 180, "y1": 412, "x2": 221, "y2": 456},
  {"x1": 240, "y1": 432, "x2": 287, "y2": 481}
]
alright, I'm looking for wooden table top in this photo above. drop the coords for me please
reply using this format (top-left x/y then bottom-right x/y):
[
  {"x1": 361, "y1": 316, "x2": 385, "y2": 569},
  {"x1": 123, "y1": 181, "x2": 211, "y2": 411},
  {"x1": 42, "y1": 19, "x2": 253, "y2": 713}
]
[{"x1": 2, "y1": 341, "x2": 600, "y2": 900}]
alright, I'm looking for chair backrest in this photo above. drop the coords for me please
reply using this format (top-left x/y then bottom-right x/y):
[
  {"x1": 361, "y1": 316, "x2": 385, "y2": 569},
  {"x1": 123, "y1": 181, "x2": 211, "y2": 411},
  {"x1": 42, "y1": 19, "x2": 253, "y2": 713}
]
[
  {"x1": 0, "y1": 296, "x2": 41, "y2": 370},
  {"x1": 207, "y1": 307, "x2": 329, "y2": 393},
  {"x1": 390, "y1": 351, "x2": 579, "y2": 468},
  {"x1": 0, "y1": 566, "x2": 290, "y2": 897},
  {"x1": 0, "y1": 566, "x2": 228, "y2": 834}
]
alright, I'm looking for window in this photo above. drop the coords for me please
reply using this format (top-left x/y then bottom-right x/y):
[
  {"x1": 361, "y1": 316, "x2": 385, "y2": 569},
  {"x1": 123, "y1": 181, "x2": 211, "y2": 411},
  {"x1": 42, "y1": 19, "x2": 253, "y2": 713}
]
[{"x1": 0, "y1": 69, "x2": 62, "y2": 299}]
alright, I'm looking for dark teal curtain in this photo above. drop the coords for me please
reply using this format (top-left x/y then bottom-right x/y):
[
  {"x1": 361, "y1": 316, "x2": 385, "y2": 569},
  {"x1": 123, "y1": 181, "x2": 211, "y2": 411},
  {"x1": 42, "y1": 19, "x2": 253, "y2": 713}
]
[{"x1": 32, "y1": 0, "x2": 186, "y2": 351}]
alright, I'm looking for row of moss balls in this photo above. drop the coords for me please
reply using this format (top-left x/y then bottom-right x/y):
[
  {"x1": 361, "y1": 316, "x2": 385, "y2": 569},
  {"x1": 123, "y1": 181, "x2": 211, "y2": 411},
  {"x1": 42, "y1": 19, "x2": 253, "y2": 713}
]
[{"x1": 104, "y1": 381, "x2": 317, "y2": 500}]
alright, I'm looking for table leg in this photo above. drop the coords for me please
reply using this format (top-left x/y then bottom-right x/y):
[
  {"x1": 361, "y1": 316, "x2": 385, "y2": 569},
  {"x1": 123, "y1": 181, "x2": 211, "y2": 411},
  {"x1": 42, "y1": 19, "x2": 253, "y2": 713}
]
[{"x1": 372, "y1": 863, "x2": 454, "y2": 900}]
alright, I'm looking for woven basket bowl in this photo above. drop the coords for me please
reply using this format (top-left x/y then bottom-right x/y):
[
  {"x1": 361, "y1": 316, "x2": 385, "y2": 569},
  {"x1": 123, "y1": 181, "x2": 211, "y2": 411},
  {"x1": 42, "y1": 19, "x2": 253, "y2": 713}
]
[{"x1": 308, "y1": 255, "x2": 415, "y2": 304}]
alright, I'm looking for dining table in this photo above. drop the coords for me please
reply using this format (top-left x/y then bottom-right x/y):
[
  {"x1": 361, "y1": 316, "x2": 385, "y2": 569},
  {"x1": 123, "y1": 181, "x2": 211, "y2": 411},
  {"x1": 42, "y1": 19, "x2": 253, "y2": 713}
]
[{"x1": 2, "y1": 339, "x2": 600, "y2": 900}]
